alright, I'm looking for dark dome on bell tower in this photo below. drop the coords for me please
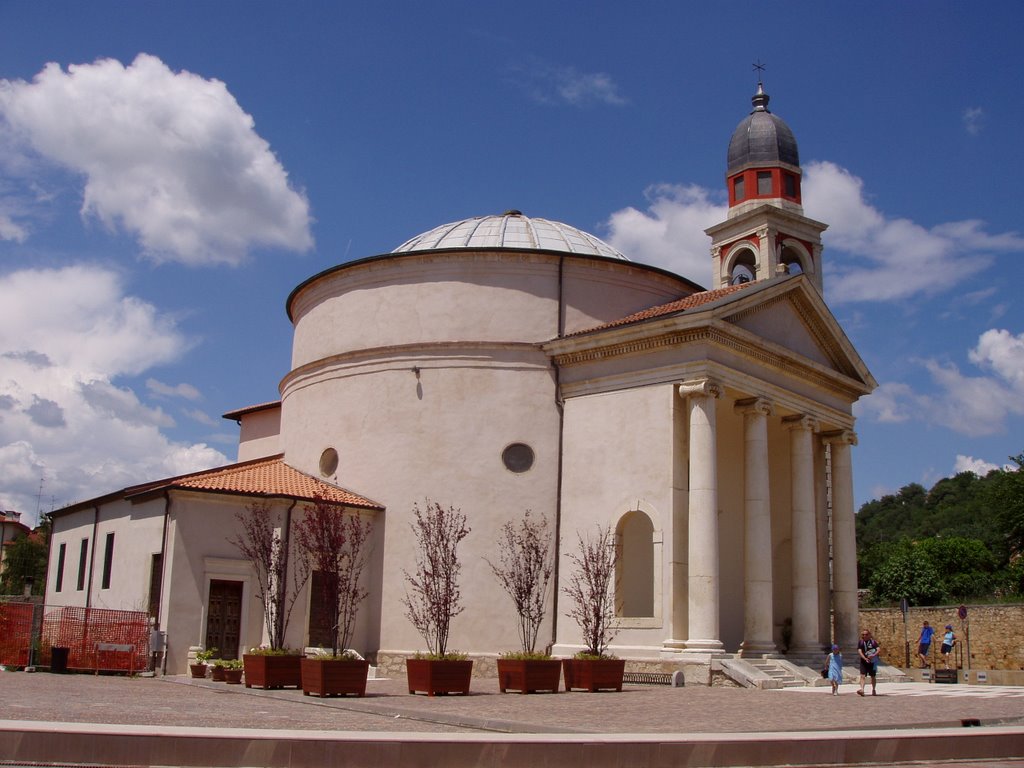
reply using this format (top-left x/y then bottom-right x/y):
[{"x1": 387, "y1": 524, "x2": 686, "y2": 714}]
[{"x1": 727, "y1": 83, "x2": 799, "y2": 175}]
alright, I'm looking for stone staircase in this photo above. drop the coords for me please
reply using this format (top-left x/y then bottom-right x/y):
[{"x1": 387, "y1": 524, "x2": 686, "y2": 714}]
[{"x1": 719, "y1": 654, "x2": 823, "y2": 689}]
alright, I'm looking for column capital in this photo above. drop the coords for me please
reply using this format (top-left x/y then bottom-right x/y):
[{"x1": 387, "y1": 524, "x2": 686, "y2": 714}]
[
  {"x1": 678, "y1": 379, "x2": 723, "y2": 400},
  {"x1": 821, "y1": 429, "x2": 858, "y2": 447},
  {"x1": 734, "y1": 397, "x2": 773, "y2": 417},
  {"x1": 782, "y1": 413, "x2": 818, "y2": 433}
]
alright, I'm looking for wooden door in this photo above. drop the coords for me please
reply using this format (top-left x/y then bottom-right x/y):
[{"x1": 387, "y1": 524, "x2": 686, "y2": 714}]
[{"x1": 206, "y1": 579, "x2": 243, "y2": 659}]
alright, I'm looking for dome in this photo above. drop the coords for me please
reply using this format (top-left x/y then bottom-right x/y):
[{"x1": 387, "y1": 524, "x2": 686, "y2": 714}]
[
  {"x1": 392, "y1": 210, "x2": 627, "y2": 260},
  {"x1": 727, "y1": 84, "x2": 799, "y2": 174}
]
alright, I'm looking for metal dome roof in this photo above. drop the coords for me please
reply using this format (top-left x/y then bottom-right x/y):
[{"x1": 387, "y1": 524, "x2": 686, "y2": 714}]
[
  {"x1": 727, "y1": 84, "x2": 799, "y2": 174},
  {"x1": 392, "y1": 210, "x2": 627, "y2": 260}
]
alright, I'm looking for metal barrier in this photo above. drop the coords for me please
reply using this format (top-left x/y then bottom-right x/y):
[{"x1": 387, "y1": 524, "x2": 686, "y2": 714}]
[
  {"x1": 0, "y1": 602, "x2": 150, "y2": 673},
  {"x1": 623, "y1": 671, "x2": 673, "y2": 685}
]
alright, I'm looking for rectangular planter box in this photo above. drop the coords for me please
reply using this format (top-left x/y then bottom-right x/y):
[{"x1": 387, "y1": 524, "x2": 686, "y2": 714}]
[
  {"x1": 562, "y1": 658, "x2": 625, "y2": 692},
  {"x1": 301, "y1": 657, "x2": 370, "y2": 697},
  {"x1": 243, "y1": 654, "x2": 302, "y2": 689},
  {"x1": 497, "y1": 658, "x2": 562, "y2": 694},
  {"x1": 406, "y1": 658, "x2": 473, "y2": 696}
]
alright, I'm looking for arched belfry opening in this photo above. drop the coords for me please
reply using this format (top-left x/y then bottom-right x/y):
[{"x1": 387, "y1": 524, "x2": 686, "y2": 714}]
[{"x1": 706, "y1": 80, "x2": 827, "y2": 294}]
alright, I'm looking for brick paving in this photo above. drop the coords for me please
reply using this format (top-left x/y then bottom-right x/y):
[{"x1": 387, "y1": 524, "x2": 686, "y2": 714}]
[{"x1": 3, "y1": 670, "x2": 1023, "y2": 736}]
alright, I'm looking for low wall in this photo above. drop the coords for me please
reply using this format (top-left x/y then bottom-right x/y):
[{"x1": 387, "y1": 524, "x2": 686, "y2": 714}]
[{"x1": 859, "y1": 603, "x2": 1024, "y2": 671}]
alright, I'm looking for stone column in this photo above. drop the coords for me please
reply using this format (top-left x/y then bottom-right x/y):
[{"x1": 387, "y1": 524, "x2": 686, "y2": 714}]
[
  {"x1": 824, "y1": 430, "x2": 859, "y2": 654},
  {"x1": 678, "y1": 379, "x2": 724, "y2": 653},
  {"x1": 785, "y1": 414, "x2": 820, "y2": 655},
  {"x1": 735, "y1": 398, "x2": 776, "y2": 656}
]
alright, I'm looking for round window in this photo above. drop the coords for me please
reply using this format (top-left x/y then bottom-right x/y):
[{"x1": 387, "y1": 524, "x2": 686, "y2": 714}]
[
  {"x1": 502, "y1": 443, "x2": 534, "y2": 473},
  {"x1": 319, "y1": 447, "x2": 339, "y2": 478}
]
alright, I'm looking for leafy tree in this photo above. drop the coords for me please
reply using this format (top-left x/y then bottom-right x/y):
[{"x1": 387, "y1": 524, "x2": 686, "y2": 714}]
[
  {"x1": 867, "y1": 539, "x2": 944, "y2": 606},
  {"x1": 987, "y1": 453, "x2": 1024, "y2": 558},
  {"x1": 0, "y1": 527, "x2": 48, "y2": 596}
]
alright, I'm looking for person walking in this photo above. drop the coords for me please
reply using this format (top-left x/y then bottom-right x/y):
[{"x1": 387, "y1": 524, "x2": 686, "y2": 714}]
[
  {"x1": 825, "y1": 644, "x2": 844, "y2": 696},
  {"x1": 941, "y1": 624, "x2": 956, "y2": 669},
  {"x1": 857, "y1": 629, "x2": 880, "y2": 696},
  {"x1": 917, "y1": 620, "x2": 934, "y2": 668}
]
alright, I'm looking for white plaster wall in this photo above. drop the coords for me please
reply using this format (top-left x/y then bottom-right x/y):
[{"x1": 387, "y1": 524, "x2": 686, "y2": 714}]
[
  {"x1": 46, "y1": 499, "x2": 165, "y2": 611},
  {"x1": 281, "y1": 355, "x2": 562, "y2": 655},
  {"x1": 235, "y1": 407, "x2": 281, "y2": 462},
  {"x1": 288, "y1": 252, "x2": 693, "y2": 369},
  {"x1": 557, "y1": 384, "x2": 676, "y2": 657}
]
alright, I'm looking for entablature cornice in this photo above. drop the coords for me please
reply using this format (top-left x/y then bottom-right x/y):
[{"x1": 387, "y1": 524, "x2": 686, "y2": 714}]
[{"x1": 545, "y1": 318, "x2": 870, "y2": 402}]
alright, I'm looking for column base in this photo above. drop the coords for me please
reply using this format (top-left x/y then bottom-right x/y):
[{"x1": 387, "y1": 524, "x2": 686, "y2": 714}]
[
  {"x1": 682, "y1": 639, "x2": 725, "y2": 655},
  {"x1": 788, "y1": 642, "x2": 826, "y2": 658},
  {"x1": 738, "y1": 640, "x2": 778, "y2": 657}
]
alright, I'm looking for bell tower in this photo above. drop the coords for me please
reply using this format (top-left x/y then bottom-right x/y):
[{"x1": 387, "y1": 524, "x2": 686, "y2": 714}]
[{"x1": 705, "y1": 81, "x2": 827, "y2": 293}]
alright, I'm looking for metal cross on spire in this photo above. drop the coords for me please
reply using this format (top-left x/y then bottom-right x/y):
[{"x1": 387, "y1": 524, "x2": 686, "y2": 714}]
[{"x1": 753, "y1": 60, "x2": 766, "y2": 84}]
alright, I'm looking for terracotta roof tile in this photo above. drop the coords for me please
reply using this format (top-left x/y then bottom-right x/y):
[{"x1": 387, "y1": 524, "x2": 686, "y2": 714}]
[
  {"x1": 570, "y1": 282, "x2": 755, "y2": 336},
  {"x1": 138, "y1": 455, "x2": 382, "y2": 510}
]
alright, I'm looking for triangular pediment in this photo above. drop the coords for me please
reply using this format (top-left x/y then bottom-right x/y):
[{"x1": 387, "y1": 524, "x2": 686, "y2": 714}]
[{"x1": 714, "y1": 276, "x2": 874, "y2": 388}]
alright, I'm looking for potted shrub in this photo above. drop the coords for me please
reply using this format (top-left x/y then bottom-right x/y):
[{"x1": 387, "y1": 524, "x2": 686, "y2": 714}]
[
  {"x1": 401, "y1": 500, "x2": 473, "y2": 696},
  {"x1": 294, "y1": 495, "x2": 374, "y2": 697},
  {"x1": 561, "y1": 525, "x2": 625, "y2": 692},
  {"x1": 190, "y1": 647, "x2": 215, "y2": 679},
  {"x1": 222, "y1": 658, "x2": 244, "y2": 685},
  {"x1": 210, "y1": 657, "x2": 227, "y2": 682},
  {"x1": 230, "y1": 501, "x2": 309, "y2": 689},
  {"x1": 486, "y1": 510, "x2": 560, "y2": 694}
]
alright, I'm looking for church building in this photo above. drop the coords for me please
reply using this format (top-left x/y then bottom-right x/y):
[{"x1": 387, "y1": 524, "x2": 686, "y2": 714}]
[{"x1": 45, "y1": 84, "x2": 875, "y2": 682}]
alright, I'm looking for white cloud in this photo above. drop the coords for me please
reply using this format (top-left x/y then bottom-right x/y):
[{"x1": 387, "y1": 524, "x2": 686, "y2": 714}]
[
  {"x1": 803, "y1": 162, "x2": 1024, "y2": 303},
  {"x1": 963, "y1": 106, "x2": 985, "y2": 136},
  {"x1": 511, "y1": 59, "x2": 626, "y2": 107},
  {"x1": 953, "y1": 454, "x2": 1003, "y2": 476},
  {"x1": 859, "y1": 329, "x2": 1024, "y2": 438},
  {"x1": 969, "y1": 329, "x2": 1024, "y2": 392},
  {"x1": 183, "y1": 407, "x2": 218, "y2": 427},
  {"x1": 0, "y1": 265, "x2": 228, "y2": 524},
  {"x1": 147, "y1": 378, "x2": 202, "y2": 401},
  {"x1": 605, "y1": 184, "x2": 726, "y2": 284},
  {"x1": 0, "y1": 54, "x2": 313, "y2": 265},
  {"x1": 602, "y1": 161, "x2": 1024, "y2": 302}
]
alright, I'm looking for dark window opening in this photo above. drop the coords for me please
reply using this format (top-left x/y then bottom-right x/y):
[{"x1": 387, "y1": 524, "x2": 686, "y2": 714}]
[
  {"x1": 55, "y1": 543, "x2": 66, "y2": 592},
  {"x1": 101, "y1": 532, "x2": 115, "y2": 589},
  {"x1": 784, "y1": 173, "x2": 797, "y2": 197},
  {"x1": 757, "y1": 171, "x2": 772, "y2": 196},
  {"x1": 148, "y1": 553, "x2": 163, "y2": 618},
  {"x1": 733, "y1": 176, "x2": 745, "y2": 201},
  {"x1": 76, "y1": 538, "x2": 88, "y2": 591}
]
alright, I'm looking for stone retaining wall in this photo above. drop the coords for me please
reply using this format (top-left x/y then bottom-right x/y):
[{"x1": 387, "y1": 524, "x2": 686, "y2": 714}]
[{"x1": 859, "y1": 603, "x2": 1024, "y2": 670}]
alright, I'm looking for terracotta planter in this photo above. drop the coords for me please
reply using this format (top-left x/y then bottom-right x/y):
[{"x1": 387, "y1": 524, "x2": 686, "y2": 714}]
[
  {"x1": 496, "y1": 658, "x2": 562, "y2": 694},
  {"x1": 210, "y1": 664, "x2": 226, "y2": 682},
  {"x1": 223, "y1": 667, "x2": 243, "y2": 684},
  {"x1": 405, "y1": 658, "x2": 473, "y2": 696},
  {"x1": 301, "y1": 657, "x2": 370, "y2": 697},
  {"x1": 243, "y1": 653, "x2": 302, "y2": 689},
  {"x1": 188, "y1": 663, "x2": 207, "y2": 679},
  {"x1": 562, "y1": 658, "x2": 626, "y2": 692}
]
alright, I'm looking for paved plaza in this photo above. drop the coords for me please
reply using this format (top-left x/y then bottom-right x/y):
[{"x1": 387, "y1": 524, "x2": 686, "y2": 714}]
[{"x1": 2, "y1": 670, "x2": 1024, "y2": 766}]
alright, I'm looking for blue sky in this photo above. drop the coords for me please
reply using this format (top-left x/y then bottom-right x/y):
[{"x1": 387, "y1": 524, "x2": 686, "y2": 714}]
[{"x1": 2, "y1": 2, "x2": 1023, "y2": 527}]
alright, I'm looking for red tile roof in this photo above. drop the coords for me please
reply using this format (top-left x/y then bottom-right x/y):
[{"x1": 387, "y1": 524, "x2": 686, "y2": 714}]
[
  {"x1": 131, "y1": 455, "x2": 382, "y2": 510},
  {"x1": 571, "y1": 282, "x2": 756, "y2": 336}
]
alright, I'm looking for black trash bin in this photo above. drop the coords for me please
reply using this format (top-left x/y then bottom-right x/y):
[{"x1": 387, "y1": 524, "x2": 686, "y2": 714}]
[{"x1": 50, "y1": 646, "x2": 69, "y2": 674}]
